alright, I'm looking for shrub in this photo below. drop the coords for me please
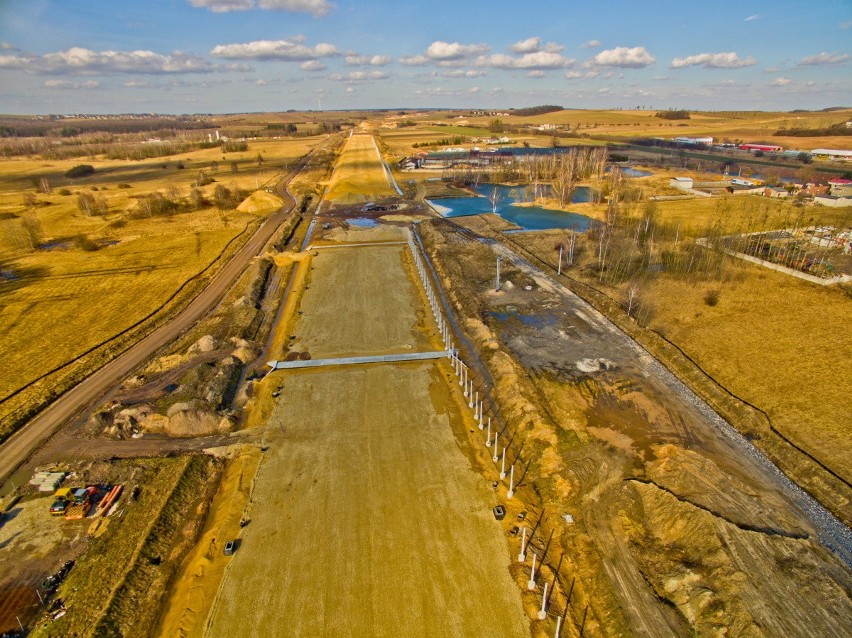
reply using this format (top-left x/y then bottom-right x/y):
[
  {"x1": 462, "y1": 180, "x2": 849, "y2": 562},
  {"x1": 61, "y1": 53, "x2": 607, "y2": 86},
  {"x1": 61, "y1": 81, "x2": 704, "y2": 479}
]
[
  {"x1": 57, "y1": 188, "x2": 71, "y2": 196},
  {"x1": 75, "y1": 234, "x2": 100, "y2": 251},
  {"x1": 64, "y1": 164, "x2": 95, "y2": 179},
  {"x1": 704, "y1": 289, "x2": 721, "y2": 306}
]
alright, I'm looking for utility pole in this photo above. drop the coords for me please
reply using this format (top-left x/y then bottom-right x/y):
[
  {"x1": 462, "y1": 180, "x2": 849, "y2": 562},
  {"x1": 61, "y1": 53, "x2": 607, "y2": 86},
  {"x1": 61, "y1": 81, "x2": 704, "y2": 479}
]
[
  {"x1": 558, "y1": 244, "x2": 563, "y2": 276},
  {"x1": 495, "y1": 255, "x2": 502, "y2": 291}
]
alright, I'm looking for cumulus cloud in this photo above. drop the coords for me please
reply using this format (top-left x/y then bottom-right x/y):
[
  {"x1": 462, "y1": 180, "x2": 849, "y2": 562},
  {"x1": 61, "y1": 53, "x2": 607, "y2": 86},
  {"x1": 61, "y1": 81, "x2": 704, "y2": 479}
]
[
  {"x1": 44, "y1": 79, "x2": 99, "y2": 89},
  {"x1": 0, "y1": 47, "x2": 216, "y2": 74},
  {"x1": 210, "y1": 38, "x2": 339, "y2": 60},
  {"x1": 770, "y1": 77, "x2": 792, "y2": 86},
  {"x1": 425, "y1": 40, "x2": 489, "y2": 61},
  {"x1": 399, "y1": 54, "x2": 430, "y2": 66},
  {"x1": 565, "y1": 69, "x2": 601, "y2": 80},
  {"x1": 591, "y1": 46, "x2": 655, "y2": 68},
  {"x1": 301, "y1": 60, "x2": 325, "y2": 71},
  {"x1": 122, "y1": 79, "x2": 148, "y2": 87},
  {"x1": 797, "y1": 52, "x2": 850, "y2": 66},
  {"x1": 510, "y1": 37, "x2": 541, "y2": 53},
  {"x1": 442, "y1": 69, "x2": 486, "y2": 78},
  {"x1": 476, "y1": 51, "x2": 574, "y2": 70},
  {"x1": 671, "y1": 52, "x2": 756, "y2": 68},
  {"x1": 581, "y1": 39, "x2": 601, "y2": 49},
  {"x1": 400, "y1": 41, "x2": 488, "y2": 68},
  {"x1": 328, "y1": 70, "x2": 388, "y2": 82},
  {"x1": 528, "y1": 70, "x2": 545, "y2": 78},
  {"x1": 189, "y1": 0, "x2": 333, "y2": 17},
  {"x1": 345, "y1": 54, "x2": 391, "y2": 66}
]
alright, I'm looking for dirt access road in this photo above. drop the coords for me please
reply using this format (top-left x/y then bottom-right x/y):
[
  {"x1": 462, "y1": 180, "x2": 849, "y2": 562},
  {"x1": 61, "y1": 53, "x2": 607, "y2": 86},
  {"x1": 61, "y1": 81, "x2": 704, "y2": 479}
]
[
  {"x1": 323, "y1": 130, "x2": 399, "y2": 205},
  {"x1": 0, "y1": 146, "x2": 323, "y2": 491},
  {"x1": 205, "y1": 233, "x2": 529, "y2": 637}
]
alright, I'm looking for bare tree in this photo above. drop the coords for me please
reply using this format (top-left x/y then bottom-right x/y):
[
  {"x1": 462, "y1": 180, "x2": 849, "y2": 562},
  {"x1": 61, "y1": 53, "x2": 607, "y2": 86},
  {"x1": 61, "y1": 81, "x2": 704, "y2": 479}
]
[{"x1": 488, "y1": 185, "x2": 502, "y2": 214}]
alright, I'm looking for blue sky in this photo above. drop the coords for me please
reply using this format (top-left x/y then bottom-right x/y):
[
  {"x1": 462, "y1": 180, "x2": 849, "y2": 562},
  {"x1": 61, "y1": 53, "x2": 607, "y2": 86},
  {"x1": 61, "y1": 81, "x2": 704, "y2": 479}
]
[{"x1": 0, "y1": 0, "x2": 850, "y2": 114}]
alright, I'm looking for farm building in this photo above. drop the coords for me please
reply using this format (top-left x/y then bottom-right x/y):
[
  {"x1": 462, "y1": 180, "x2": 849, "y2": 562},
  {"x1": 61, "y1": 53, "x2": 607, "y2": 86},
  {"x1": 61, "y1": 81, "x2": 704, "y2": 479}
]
[
  {"x1": 669, "y1": 176, "x2": 694, "y2": 189},
  {"x1": 739, "y1": 143, "x2": 784, "y2": 153},
  {"x1": 764, "y1": 186, "x2": 790, "y2": 198},
  {"x1": 814, "y1": 195, "x2": 852, "y2": 207},
  {"x1": 675, "y1": 136, "x2": 714, "y2": 145},
  {"x1": 810, "y1": 149, "x2": 852, "y2": 161},
  {"x1": 828, "y1": 178, "x2": 852, "y2": 197}
]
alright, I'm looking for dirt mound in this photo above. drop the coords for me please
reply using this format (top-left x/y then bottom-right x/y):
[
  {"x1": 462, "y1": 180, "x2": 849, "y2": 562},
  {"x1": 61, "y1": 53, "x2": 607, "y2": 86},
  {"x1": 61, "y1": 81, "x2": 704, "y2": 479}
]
[
  {"x1": 236, "y1": 190, "x2": 283, "y2": 213},
  {"x1": 188, "y1": 335, "x2": 217, "y2": 354}
]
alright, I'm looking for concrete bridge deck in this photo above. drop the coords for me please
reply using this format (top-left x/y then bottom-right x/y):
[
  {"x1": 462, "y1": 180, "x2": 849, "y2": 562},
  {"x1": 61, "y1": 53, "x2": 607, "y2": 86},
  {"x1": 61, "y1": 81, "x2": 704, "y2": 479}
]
[{"x1": 267, "y1": 350, "x2": 447, "y2": 370}]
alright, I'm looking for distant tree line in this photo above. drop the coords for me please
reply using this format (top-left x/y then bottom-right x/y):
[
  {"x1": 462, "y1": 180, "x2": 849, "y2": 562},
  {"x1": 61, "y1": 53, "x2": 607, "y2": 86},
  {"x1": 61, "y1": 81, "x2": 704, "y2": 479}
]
[
  {"x1": 655, "y1": 109, "x2": 691, "y2": 120},
  {"x1": 775, "y1": 123, "x2": 851, "y2": 137},
  {"x1": 510, "y1": 105, "x2": 564, "y2": 117}
]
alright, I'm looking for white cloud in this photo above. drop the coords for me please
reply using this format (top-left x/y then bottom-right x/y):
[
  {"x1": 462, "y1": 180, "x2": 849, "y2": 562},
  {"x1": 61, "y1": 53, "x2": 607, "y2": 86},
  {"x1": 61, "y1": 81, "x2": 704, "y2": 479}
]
[
  {"x1": 565, "y1": 69, "x2": 600, "y2": 80},
  {"x1": 770, "y1": 77, "x2": 792, "y2": 86},
  {"x1": 591, "y1": 46, "x2": 655, "y2": 68},
  {"x1": 301, "y1": 60, "x2": 325, "y2": 71},
  {"x1": 425, "y1": 40, "x2": 489, "y2": 61},
  {"x1": 468, "y1": 86, "x2": 480, "y2": 93},
  {"x1": 122, "y1": 79, "x2": 148, "y2": 87},
  {"x1": 400, "y1": 41, "x2": 488, "y2": 68},
  {"x1": 189, "y1": 0, "x2": 333, "y2": 17},
  {"x1": 528, "y1": 70, "x2": 545, "y2": 78},
  {"x1": 345, "y1": 54, "x2": 391, "y2": 66},
  {"x1": 43, "y1": 79, "x2": 99, "y2": 89},
  {"x1": 210, "y1": 38, "x2": 339, "y2": 60},
  {"x1": 744, "y1": 14, "x2": 759, "y2": 21},
  {"x1": 797, "y1": 52, "x2": 850, "y2": 66},
  {"x1": 256, "y1": 78, "x2": 268, "y2": 85},
  {"x1": 476, "y1": 51, "x2": 574, "y2": 70},
  {"x1": 581, "y1": 39, "x2": 601, "y2": 49},
  {"x1": 345, "y1": 86, "x2": 355, "y2": 93},
  {"x1": 841, "y1": 21, "x2": 852, "y2": 30},
  {"x1": 671, "y1": 52, "x2": 756, "y2": 69},
  {"x1": 510, "y1": 37, "x2": 541, "y2": 53},
  {"x1": 399, "y1": 54, "x2": 429, "y2": 66},
  {"x1": 328, "y1": 70, "x2": 388, "y2": 82},
  {"x1": 0, "y1": 47, "x2": 216, "y2": 74},
  {"x1": 442, "y1": 69, "x2": 486, "y2": 78}
]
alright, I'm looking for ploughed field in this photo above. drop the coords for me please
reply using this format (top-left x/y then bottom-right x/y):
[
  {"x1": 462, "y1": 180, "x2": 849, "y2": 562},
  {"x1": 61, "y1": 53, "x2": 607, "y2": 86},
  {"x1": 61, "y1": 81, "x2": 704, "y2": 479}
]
[{"x1": 206, "y1": 234, "x2": 528, "y2": 637}]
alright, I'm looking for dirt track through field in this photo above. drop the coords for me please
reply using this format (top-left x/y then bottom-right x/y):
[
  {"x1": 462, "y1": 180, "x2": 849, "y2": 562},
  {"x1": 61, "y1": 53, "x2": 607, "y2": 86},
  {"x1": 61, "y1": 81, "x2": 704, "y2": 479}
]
[{"x1": 206, "y1": 235, "x2": 528, "y2": 637}]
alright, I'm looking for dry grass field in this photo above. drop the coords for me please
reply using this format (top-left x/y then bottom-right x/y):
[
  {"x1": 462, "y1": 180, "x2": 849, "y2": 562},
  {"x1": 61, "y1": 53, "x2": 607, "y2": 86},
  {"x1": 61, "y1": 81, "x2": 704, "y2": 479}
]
[
  {"x1": 501, "y1": 196, "x2": 852, "y2": 486},
  {"x1": 323, "y1": 132, "x2": 398, "y2": 204},
  {"x1": 462, "y1": 108, "x2": 852, "y2": 150},
  {"x1": 644, "y1": 264, "x2": 852, "y2": 477},
  {"x1": 0, "y1": 136, "x2": 321, "y2": 438},
  {"x1": 205, "y1": 235, "x2": 529, "y2": 637}
]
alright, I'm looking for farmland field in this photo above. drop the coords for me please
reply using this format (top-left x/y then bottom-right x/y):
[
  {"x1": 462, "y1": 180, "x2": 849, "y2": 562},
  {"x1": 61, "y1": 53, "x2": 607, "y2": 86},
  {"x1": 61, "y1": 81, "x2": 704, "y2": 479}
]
[{"x1": 0, "y1": 136, "x2": 320, "y2": 439}]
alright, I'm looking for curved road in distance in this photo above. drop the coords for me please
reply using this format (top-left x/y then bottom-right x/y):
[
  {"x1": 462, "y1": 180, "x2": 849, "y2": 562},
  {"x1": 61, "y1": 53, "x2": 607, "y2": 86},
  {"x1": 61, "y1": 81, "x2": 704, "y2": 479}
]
[{"x1": 0, "y1": 144, "x2": 323, "y2": 488}]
